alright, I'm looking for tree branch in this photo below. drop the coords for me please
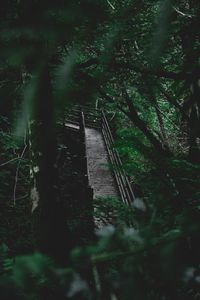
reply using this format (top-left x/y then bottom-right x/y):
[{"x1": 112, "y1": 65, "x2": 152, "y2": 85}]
[
  {"x1": 112, "y1": 61, "x2": 191, "y2": 80},
  {"x1": 158, "y1": 84, "x2": 182, "y2": 110},
  {"x1": 122, "y1": 87, "x2": 171, "y2": 155},
  {"x1": 76, "y1": 58, "x2": 99, "y2": 69}
]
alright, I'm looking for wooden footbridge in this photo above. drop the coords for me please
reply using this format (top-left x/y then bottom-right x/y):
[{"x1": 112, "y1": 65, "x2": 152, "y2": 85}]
[{"x1": 65, "y1": 106, "x2": 135, "y2": 213}]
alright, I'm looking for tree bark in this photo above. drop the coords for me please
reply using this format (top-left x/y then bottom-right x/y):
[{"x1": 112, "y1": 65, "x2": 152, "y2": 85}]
[{"x1": 29, "y1": 63, "x2": 69, "y2": 261}]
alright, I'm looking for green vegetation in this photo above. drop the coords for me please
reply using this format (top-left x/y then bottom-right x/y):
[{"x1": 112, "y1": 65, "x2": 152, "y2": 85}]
[{"x1": 0, "y1": 1, "x2": 200, "y2": 299}]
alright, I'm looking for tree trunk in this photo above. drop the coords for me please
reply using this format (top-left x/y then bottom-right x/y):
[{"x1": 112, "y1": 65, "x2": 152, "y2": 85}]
[{"x1": 29, "y1": 63, "x2": 69, "y2": 261}]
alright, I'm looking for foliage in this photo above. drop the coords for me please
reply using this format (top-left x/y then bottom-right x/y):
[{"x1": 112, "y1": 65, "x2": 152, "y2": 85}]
[
  {"x1": 0, "y1": 117, "x2": 33, "y2": 255},
  {"x1": 1, "y1": 217, "x2": 200, "y2": 300},
  {"x1": 0, "y1": 0, "x2": 200, "y2": 299}
]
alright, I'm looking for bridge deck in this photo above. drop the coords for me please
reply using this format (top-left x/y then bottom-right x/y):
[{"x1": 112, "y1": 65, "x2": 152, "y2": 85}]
[{"x1": 85, "y1": 127, "x2": 119, "y2": 200}]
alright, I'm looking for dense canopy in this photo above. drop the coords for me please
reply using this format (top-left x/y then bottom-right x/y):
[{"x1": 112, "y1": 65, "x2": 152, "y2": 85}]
[{"x1": 0, "y1": 1, "x2": 200, "y2": 299}]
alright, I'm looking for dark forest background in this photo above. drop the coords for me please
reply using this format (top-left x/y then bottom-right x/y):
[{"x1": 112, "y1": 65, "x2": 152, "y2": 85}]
[{"x1": 0, "y1": 1, "x2": 200, "y2": 299}]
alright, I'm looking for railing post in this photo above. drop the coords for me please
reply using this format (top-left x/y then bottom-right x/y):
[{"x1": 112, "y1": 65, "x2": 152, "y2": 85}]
[{"x1": 79, "y1": 111, "x2": 89, "y2": 187}]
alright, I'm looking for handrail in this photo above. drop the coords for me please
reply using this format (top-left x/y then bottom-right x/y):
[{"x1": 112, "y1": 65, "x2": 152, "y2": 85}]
[
  {"x1": 79, "y1": 111, "x2": 90, "y2": 187},
  {"x1": 79, "y1": 111, "x2": 94, "y2": 234},
  {"x1": 66, "y1": 108, "x2": 101, "y2": 129},
  {"x1": 101, "y1": 111, "x2": 135, "y2": 206}
]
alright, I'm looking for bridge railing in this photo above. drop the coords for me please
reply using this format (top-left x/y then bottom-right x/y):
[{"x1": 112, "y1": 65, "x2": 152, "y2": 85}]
[
  {"x1": 101, "y1": 111, "x2": 135, "y2": 206},
  {"x1": 66, "y1": 106, "x2": 101, "y2": 128},
  {"x1": 79, "y1": 111, "x2": 94, "y2": 234},
  {"x1": 79, "y1": 111, "x2": 90, "y2": 187},
  {"x1": 65, "y1": 106, "x2": 135, "y2": 207}
]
